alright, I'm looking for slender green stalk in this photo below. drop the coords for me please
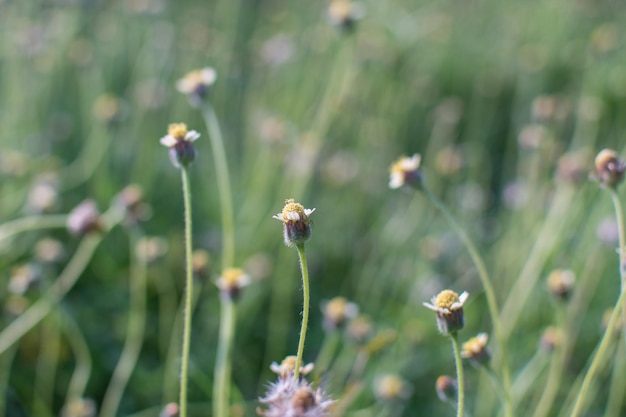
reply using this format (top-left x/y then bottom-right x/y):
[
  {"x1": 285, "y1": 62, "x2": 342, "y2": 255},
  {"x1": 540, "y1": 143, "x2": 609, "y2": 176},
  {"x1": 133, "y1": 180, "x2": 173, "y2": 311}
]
[
  {"x1": 61, "y1": 309, "x2": 92, "y2": 402},
  {"x1": 422, "y1": 186, "x2": 513, "y2": 417},
  {"x1": 0, "y1": 234, "x2": 102, "y2": 354},
  {"x1": 0, "y1": 214, "x2": 68, "y2": 241},
  {"x1": 609, "y1": 189, "x2": 626, "y2": 342},
  {"x1": 451, "y1": 333, "x2": 465, "y2": 417},
  {"x1": 294, "y1": 243, "x2": 311, "y2": 380},
  {"x1": 569, "y1": 288, "x2": 626, "y2": 417},
  {"x1": 201, "y1": 103, "x2": 235, "y2": 269},
  {"x1": 33, "y1": 314, "x2": 59, "y2": 417},
  {"x1": 0, "y1": 347, "x2": 17, "y2": 417},
  {"x1": 604, "y1": 341, "x2": 626, "y2": 417},
  {"x1": 213, "y1": 297, "x2": 236, "y2": 417},
  {"x1": 99, "y1": 229, "x2": 147, "y2": 417},
  {"x1": 179, "y1": 167, "x2": 194, "y2": 417}
]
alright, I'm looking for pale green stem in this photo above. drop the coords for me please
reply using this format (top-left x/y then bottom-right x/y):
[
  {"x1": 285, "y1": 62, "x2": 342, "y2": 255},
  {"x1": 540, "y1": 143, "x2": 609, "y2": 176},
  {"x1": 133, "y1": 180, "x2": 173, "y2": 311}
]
[
  {"x1": 0, "y1": 347, "x2": 17, "y2": 417},
  {"x1": 451, "y1": 333, "x2": 465, "y2": 417},
  {"x1": 61, "y1": 310, "x2": 92, "y2": 401},
  {"x1": 0, "y1": 234, "x2": 102, "y2": 354},
  {"x1": 213, "y1": 297, "x2": 236, "y2": 417},
  {"x1": 99, "y1": 229, "x2": 147, "y2": 417},
  {"x1": 569, "y1": 288, "x2": 626, "y2": 417},
  {"x1": 0, "y1": 214, "x2": 68, "y2": 241},
  {"x1": 422, "y1": 186, "x2": 513, "y2": 417},
  {"x1": 201, "y1": 103, "x2": 235, "y2": 269},
  {"x1": 604, "y1": 341, "x2": 626, "y2": 417},
  {"x1": 33, "y1": 314, "x2": 59, "y2": 417},
  {"x1": 179, "y1": 167, "x2": 194, "y2": 417},
  {"x1": 609, "y1": 189, "x2": 626, "y2": 343},
  {"x1": 294, "y1": 243, "x2": 311, "y2": 380}
]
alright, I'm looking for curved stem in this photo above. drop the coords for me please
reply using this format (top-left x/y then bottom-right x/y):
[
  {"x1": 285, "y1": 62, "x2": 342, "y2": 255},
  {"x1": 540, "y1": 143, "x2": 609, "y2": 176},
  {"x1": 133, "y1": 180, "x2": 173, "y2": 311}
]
[
  {"x1": 213, "y1": 297, "x2": 236, "y2": 417},
  {"x1": 451, "y1": 333, "x2": 465, "y2": 417},
  {"x1": 0, "y1": 234, "x2": 102, "y2": 354},
  {"x1": 294, "y1": 243, "x2": 311, "y2": 380},
  {"x1": 99, "y1": 229, "x2": 147, "y2": 417},
  {"x1": 201, "y1": 103, "x2": 235, "y2": 269},
  {"x1": 61, "y1": 309, "x2": 92, "y2": 402},
  {"x1": 422, "y1": 186, "x2": 513, "y2": 417},
  {"x1": 179, "y1": 167, "x2": 194, "y2": 417},
  {"x1": 0, "y1": 215, "x2": 68, "y2": 242},
  {"x1": 569, "y1": 288, "x2": 626, "y2": 417}
]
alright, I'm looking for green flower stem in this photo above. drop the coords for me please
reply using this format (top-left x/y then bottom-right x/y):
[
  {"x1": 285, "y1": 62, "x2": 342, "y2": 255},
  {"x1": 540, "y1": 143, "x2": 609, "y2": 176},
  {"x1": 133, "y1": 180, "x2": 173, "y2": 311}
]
[
  {"x1": 609, "y1": 189, "x2": 626, "y2": 341},
  {"x1": 294, "y1": 243, "x2": 311, "y2": 380},
  {"x1": 604, "y1": 341, "x2": 626, "y2": 417},
  {"x1": 213, "y1": 297, "x2": 236, "y2": 417},
  {"x1": 451, "y1": 333, "x2": 465, "y2": 417},
  {"x1": 201, "y1": 103, "x2": 235, "y2": 269},
  {"x1": 0, "y1": 214, "x2": 68, "y2": 242},
  {"x1": 179, "y1": 166, "x2": 194, "y2": 417},
  {"x1": 61, "y1": 309, "x2": 92, "y2": 402},
  {"x1": 99, "y1": 229, "x2": 147, "y2": 417},
  {"x1": 422, "y1": 186, "x2": 513, "y2": 417},
  {"x1": 569, "y1": 288, "x2": 626, "y2": 417},
  {"x1": 0, "y1": 347, "x2": 17, "y2": 417},
  {"x1": 33, "y1": 314, "x2": 59, "y2": 417},
  {"x1": 0, "y1": 234, "x2": 103, "y2": 354}
]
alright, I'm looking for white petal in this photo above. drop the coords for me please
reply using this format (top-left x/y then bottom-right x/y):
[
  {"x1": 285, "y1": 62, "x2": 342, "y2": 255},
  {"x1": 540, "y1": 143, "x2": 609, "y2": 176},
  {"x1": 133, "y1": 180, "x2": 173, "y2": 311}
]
[
  {"x1": 272, "y1": 214, "x2": 283, "y2": 221},
  {"x1": 160, "y1": 135, "x2": 177, "y2": 147},
  {"x1": 176, "y1": 79, "x2": 192, "y2": 94},
  {"x1": 201, "y1": 67, "x2": 217, "y2": 84},
  {"x1": 422, "y1": 302, "x2": 439, "y2": 312},
  {"x1": 389, "y1": 173, "x2": 403, "y2": 189},
  {"x1": 458, "y1": 291, "x2": 469, "y2": 305},
  {"x1": 285, "y1": 212, "x2": 301, "y2": 221},
  {"x1": 185, "y1": 130, "x2": 201, "y2": 142},
  {"x1": 304, "y1": 208, "x2": 315, "y2": 216}
]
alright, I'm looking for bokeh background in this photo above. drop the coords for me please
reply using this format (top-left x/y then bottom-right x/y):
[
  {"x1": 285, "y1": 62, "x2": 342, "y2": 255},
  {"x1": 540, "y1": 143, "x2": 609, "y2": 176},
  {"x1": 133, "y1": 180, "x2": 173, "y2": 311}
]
[{"x1": 2, "y1": 0, "x2": 626, "y2": 416}]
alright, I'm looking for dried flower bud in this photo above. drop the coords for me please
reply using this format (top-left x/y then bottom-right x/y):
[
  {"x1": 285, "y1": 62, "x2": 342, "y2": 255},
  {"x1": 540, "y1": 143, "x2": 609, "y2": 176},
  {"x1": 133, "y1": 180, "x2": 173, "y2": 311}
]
[
  {"x1": 176, "y1": 67, "x2": 217, "y2": 107},
  {"x1": 591, "y1": 149, "x2": 625, "y2": 188},
  {"x1": 321, "y1": 297, "x2": 359, "y2": 331},
  {"x1": 67, "y1": 200, "x2": 102, "y2": 236},
  {"x1": 539, "y1": 326, "x2": 563, "y2": 352},
  {"x1": 546, "y1": 269, "x2": 575, "y2": 301},
  {"x1": 373, "y1": 374, "x2": 411, "y2": 402},
  {"x1": 423, "y1": 290, "x2": 468, "y2": 336},
  {"x1": 346, "y1": 315, "x2": 374, "y2": 344},
  {"x1": 435, "y1": 375, "x2": 457, "y2": 403},
  {"x1": 461, "y1": 333, "x2": 490, "y2": 367},
  {"x1": 272, "y1": 199, "x2": 315, "y2": 247},
  {"x1": 389, "y1": 154, "x2": 422, "y2": 189},
  {"x1": 159, "y1": 123, "x2": 201, "y2": 168},
  {"x1": 269, "y1": 356, "x2": 314, "y2": 379},
  {"x1": 61, "y1": 398, "x2": 97, "y2": 417},
  {"x1": 215, "y1": 268, "x2": 251, "y2": 301}
]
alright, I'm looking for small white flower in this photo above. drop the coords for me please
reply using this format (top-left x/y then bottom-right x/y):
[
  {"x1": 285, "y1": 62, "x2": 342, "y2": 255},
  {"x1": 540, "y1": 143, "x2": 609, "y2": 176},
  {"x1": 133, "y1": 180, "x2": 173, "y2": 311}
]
[
  {"x1": 159, "y1": 124, "x2": 201, "y2": 148},
  {"x1": 389, "y1": 154, "x2": 422, "y2": 189},
  {"x1": 176, "y1": 67, "x2": 217, "y2": 95},
  {"x1": 423, "y1": 291, "x2": 469, "y2": 313}
]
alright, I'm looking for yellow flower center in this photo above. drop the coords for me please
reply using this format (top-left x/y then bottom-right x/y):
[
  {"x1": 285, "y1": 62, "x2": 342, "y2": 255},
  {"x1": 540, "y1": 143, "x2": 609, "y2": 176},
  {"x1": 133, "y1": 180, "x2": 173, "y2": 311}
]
[
  {"x1": 281, "y1": 198, "x2": 306, "y2": 222},
  {"x1": 390, "y1": 157, "x2": 408, "y2": 174},
  {"x1": 220, "y1": 268, "x2": 246, "y2": 286},
  {"x1": 325, "y1": 297, "x2": 348, "y2": 320},
  {"x1": 462, "y1": 335, "x2": 486, "y2": 354},
  {"x1": 168, "y1": 123, "x2": 188, "y2": 140},
  {"x1": 435, "y1": 289, "x2": 460, "y2": 309}
]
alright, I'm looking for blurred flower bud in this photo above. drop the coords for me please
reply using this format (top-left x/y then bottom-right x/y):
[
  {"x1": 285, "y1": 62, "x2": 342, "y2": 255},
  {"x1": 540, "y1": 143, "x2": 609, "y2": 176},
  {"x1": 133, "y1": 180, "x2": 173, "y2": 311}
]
[
  {"x1": 373, "y1": 374, "x2": 411, "y2": 402},
  {"x1": 61, "y1": 398, "x2": 97, "y2": 417},
  {"x1": 35, "y1": 238, "x2": 65, "y2": 264},
  {"x1": 539, "y1": 326, "x2": 563, "y2": 352},
  {"x1": 215, "y1": 268, "x2": 251, "y2": 301},
  {"x1": 67, "y1": 200, "x2": 102, "y2": 236},
  {"x1": 8, "y1": 264, "x2": 41, "y2": 295},
  {"x1": 546, "y1": 269, "x2": 575, "y2": 301},
  {"x1": 135, "y1": 236, "x2": 169, "y2": 264},
  {"x1": 321, "y1": 297, "x2": 359, "y2": 331},
  {"x1": 461, "y1": 333, "x2": 490, "y2": 367},
  {"x1": 346, "y1": 315, "x2": 374, "y2": 344},
  {"x1": 160, "y1": 403, "x2": 179, "y2": 417},
  {"x1": 116, "y1": 184, "x2": 151, "y2": 225},
  {"x1": 389, "y1": 154, "x2": 422, "y2": 189},
  {"x1": 176, "y1": 67, "x2": 217, "y2": 107},
  {"x1": 590, "y1": 149, "x2": 625, "y2": 189},
  {"x1": 192, "y1": 249, "x2": 211, "y2": 279},
  {"x1": 328, "y1": 0, "x2": 364, "y2": 32},
  {"x1": 436, "y1": 375, "x2": 457, "y2": 403}
]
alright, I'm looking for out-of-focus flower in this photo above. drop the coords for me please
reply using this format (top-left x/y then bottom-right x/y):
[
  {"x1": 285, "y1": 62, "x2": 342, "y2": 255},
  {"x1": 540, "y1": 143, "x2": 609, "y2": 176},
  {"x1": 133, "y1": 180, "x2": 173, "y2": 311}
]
[
  {"x1": 373, "y1": 374, "x2": 411, "y2": 402},
  {"x1": 176, "y1": 67, "x2": 217, "y2": 107},
  {"x1": 539, "y1": 326, "x2": 563, "y2": 352},
  {"x1": 215, "y1": 268, "x2": 251, "y2": 301},
  {"x1": 159, "y1": 402, "x2": 179, "y2": 417},
  {"x1": 67, "y1": 200, "x2": 101, "y2": 236},
  {"x1": 546, "y1": 269, "x2": 575, "y2": 301},
  {"x1": 328, "y1": 0, "x2": 364, "y2": 31},
  {"x1": 135, "y1": 236, "x2": 169, "y2": 263},
  {"x1": 8, "y1": 264, "x2": 41, "y2": 295},
  {"x1": 461, "y1": 333, "x2": 490, "y2": 367},
  {"x1": 269, "y1": 356, "x2": 314, "y2": 379},
  {"x1": 346, "y1": 315, "x2": 374, "y2": 344},
  {"x1": 115, "y1": 184, "x2": 151, "y2": 224},
  {"x1": 435, "y1": 375, "x2": 457, "y2": 403},
  {"x1": 321, "y1": 297, "x2": 359, "y2": 331},
  {"x1": 60, "y1": 398, "x2": 97, "y2": 417},
  {"x1": 590, "y1": 149, "x2": 625, "y2": 189},
  {"x1": 35, "y1": 238, "x2": 65, "y2": 264},
  {"x1": 389, "y1": 154, "x2": 422, "y2": 189}
]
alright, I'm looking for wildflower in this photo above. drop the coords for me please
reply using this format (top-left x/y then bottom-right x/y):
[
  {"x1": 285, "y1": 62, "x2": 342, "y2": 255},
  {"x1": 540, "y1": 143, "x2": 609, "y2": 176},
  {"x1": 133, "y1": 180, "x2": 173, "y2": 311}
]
[
  {"x1": 215, "y1": 268, "x2": 251, "y2": 301},
  {"x1": 92, "y1": 93, "x2": 126, "y2": 123},
  {"x1": 135, "y1": 236, "x2": 168, "y2": 263},
  {"x1": 373, "y1": 374, "x2": 411, "y2": 402},
  {"x1": 321, "y1": 297, "x2": 359, "y2": 331},
  {"x1": 176, "y1": 67, "x2": 217, "y2": 107},
  {"x1": 192, "y1": 249, "x2": 211, "y2": 278},
  {"x1": 35, "y1": 238, "x2": 65, "y2": 264},
  {"x1": 160, "y1": 403, "x2": 179, "y2": 417},
  {"x1": 328, "y1": 0, "x2": 364, "y2": 31},
  {"x1": 590, "y1": 149, "x2": 625, "y2": 188},
  {"x1": 272, "y1": 199, "x2": 315, "y2": 247},
  {"x1": 67, "y1": 200, "x2": 102, "y2": 236},
  {"x1": 159, "y1": 123, "x2": 201, "y2": 168},
  {"x1": 115, "y1": 184, "x2": 151, "y2": 224},
  {"x1": 258, "y1": 378, "x2": 333, "y2": 417},
  {"x1": 435, "y1": 375, "x2": 457, "y2": 403},
  {"x1": 346, "y1": 315, "x2": 374, "y2": 344},
  {"x1": 269, "y1": 356, "x2": 314, "y2": 379},
  {"x1": 546, "y1": 269, "x2": 575, "y2": 301},
  {"x1": 388, "y1": 154, "x2": 422, "y2": 189},
  {"x1": 423, "y1": 290, "x2": 468, "y2": 336},
  {"x1": 461, "y1": 333, "x2": 490, "y2": 367},
  {"x1": 539, "y1": 326, "x2": 563, "y2": 352},
  {"x1": 8, "y1": 264, "x2": 41, "y2": 295}
]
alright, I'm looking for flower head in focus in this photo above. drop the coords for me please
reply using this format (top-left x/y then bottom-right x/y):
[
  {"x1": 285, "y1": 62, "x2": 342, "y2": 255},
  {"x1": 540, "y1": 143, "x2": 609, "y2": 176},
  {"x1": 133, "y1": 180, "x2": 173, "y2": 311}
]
[
  {"x1": 423, "y1": 290, "x2": 468, "y2": 336},
  {"x1": 272, "y1": 199, "x2": 315, "y2": 247},
  {"x1": 160, "y1": 123, "x2": 200, "y2": 168}
]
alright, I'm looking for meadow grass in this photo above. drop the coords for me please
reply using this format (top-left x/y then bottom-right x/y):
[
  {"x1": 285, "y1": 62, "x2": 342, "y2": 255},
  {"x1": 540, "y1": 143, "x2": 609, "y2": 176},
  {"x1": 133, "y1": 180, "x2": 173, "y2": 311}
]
[{"x1": 2, "y1": 0, "x2": 626, "y2": 416}]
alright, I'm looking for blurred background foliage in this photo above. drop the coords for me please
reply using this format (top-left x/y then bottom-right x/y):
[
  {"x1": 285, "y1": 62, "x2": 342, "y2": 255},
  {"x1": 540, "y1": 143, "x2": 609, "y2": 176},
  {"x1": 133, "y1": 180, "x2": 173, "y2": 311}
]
[{"x1": 2, "y1": 0, "x2": 626, "y2": 416}]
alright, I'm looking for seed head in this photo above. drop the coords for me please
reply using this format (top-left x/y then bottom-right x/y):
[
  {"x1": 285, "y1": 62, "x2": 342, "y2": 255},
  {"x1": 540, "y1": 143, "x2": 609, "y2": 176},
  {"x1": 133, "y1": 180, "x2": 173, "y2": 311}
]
[
  {"x1": 273, "y1": 199, "x2": 315, "y2": 247},
  {"x1": 258, "y1": 377, "x2": 333, "y2": 417},
  {"x1": 423, "y1": 290, "x2": 468, "y2": 336},
  {"x1": 389, "y1": 154, "x2": 423, "y2": 189}
]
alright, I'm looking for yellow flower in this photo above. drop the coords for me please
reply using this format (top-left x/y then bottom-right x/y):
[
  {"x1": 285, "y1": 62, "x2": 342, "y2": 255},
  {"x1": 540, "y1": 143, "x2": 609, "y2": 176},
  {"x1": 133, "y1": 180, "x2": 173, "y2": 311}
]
[{"x1": 389, "y1": 154, "x2": 422, "y2": 189}]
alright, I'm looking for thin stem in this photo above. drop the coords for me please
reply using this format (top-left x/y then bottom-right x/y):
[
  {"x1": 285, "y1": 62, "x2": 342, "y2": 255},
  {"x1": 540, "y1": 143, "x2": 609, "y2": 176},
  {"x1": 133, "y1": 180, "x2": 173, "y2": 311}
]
[
  {"x1": 201, "y1": 103, "x2": 235, "y2": 269},
  {"x1": 569, "y1": 288, "x2": 626, "y2": 417},
  {"x1": 0, "y1": 214, "x2": 68, "y2": 242},
  {"x1": 609, "y1": 189, "x2": 626, "y2": 343},
  {"x1": 422, "y1": 186, "x2": 513, "y2": 417},
  {"x1": 213, "y1": 297, "x2": 236, "y2": 417},
  {"x1": 294, "y1": 243, "x2": 311, "y2": 380},
  {"x1": 451, "y1": 333, "x2": 465, "y2": 417},
  {"x1": 33, "y1": 314, "x2": 59, "y2": 417},
  {"x1": 0, "y1": 234, "x2": 102, "y2": 354},
  {"x1": 61, "y1": 309, "x2": 92, "y2": 402},
  {"x1": 179, "y1": 167, "x2": 194, "y2": 417},
  {"x1": 99, "y1": 229, "x2": 147, "y2": 417}
]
